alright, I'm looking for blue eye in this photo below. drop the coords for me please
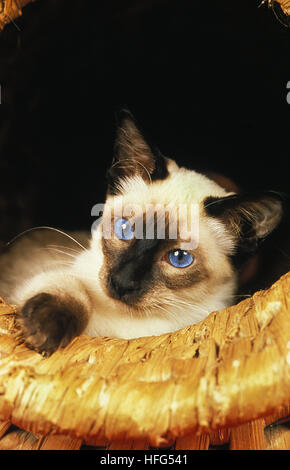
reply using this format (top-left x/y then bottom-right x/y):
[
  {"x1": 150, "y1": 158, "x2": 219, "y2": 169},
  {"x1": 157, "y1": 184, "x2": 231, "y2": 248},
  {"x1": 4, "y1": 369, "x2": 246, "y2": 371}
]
[
  {"x1": 168, "y1": 249, "x2": 194, "y2": 268},
  {"x1": 114, "y1": 217, "x2": 134, "y2": 241}
]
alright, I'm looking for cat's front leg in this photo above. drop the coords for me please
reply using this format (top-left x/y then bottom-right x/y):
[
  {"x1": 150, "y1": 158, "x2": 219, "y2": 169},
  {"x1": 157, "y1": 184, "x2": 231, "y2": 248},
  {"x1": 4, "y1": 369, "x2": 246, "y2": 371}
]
[{"x1": 15, "y1": 272, "x2": 90, "y2": 355}]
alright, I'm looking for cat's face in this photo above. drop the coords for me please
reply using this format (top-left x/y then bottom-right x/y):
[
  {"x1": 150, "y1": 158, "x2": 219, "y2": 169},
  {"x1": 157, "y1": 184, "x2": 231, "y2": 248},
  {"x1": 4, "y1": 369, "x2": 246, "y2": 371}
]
[{"x1": 90, "y1": 111, "x2": 282, "y2": 327}]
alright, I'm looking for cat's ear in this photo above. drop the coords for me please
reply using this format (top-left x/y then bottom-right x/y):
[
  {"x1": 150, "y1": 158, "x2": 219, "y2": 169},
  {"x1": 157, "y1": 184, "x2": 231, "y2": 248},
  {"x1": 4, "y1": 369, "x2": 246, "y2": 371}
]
[
  {"x1": 204, "y1": 191, "x2": 284, "y2": 254},
  {"x1": 106, "y1": 109, "x2": 168, "y2": 194}
]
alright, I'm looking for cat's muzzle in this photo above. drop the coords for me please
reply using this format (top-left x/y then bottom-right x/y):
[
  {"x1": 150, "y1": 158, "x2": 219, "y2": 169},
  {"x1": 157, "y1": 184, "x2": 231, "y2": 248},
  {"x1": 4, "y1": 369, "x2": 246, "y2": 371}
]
[{"x1": 108, "y1": 274, "x2": 142, "y2": 305}]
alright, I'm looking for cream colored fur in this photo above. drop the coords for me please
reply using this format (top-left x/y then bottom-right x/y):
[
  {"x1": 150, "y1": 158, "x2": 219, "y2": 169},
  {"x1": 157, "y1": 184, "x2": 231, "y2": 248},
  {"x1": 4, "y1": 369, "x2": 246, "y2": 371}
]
[{"x1": 0, "y1": 161, "x2": 238, "y2": 339}]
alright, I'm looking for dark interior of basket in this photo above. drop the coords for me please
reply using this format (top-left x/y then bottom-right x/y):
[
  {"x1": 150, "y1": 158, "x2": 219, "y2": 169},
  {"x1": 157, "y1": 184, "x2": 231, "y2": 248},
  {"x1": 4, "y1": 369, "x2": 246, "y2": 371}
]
[{"x1": 0, "y1": 2, "x2": 289, "y2": 291}]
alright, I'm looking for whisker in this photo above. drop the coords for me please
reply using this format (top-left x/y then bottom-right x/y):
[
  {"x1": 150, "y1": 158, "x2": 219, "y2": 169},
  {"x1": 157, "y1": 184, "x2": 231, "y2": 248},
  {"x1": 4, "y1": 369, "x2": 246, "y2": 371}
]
[
  {"x1": 160, "y1": 296, "x2": 210, "y2": 319},
  {"x1": 47, "y1": 244, "x2": 82, "y2": 255},
  {"x1": 44, "y1": 247, "x2": 79, "y2": 259},
  {"x1": 6, "y1": 226, "x2": 88, "y2": 252},
  {"x1": 43, "y1": 261, "x2": 75, "y2": 269},
  {"x1": 33, "y1": 247, "x2": 79, "y2": 261}
]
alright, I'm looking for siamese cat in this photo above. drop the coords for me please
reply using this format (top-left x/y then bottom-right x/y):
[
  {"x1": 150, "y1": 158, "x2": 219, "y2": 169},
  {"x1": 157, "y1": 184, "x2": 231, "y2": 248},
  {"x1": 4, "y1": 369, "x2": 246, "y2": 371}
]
[{"x1": 0, "y1": 111, "x2": 283, "y2": 354}]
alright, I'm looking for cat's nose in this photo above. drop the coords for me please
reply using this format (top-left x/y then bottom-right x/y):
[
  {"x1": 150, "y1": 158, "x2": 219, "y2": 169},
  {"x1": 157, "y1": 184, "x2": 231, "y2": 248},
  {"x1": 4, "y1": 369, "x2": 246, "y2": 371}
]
[{"x1": 109, "y1": 274, "x2": 140, "y2": 300}]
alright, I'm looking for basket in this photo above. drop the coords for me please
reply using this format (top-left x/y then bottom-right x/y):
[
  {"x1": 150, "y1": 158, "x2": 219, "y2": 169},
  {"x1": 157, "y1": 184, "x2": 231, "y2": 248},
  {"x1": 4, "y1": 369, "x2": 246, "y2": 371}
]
[{"x1": 0, "y1": 271, "x2": 289, "y2": 450}]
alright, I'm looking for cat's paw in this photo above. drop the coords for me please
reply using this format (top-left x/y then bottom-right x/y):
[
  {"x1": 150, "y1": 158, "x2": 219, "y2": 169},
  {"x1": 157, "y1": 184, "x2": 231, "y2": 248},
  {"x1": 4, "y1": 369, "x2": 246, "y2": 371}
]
[{"x1": 18, "y1": 293, "x2": 87, "y2": 355}]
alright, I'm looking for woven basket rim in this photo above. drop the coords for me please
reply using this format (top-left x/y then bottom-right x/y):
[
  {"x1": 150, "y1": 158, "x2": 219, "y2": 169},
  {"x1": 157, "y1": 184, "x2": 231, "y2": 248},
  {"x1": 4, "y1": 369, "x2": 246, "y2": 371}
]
[{"x1": 0, "y1": 271, "x2": 289, "y2": 446}]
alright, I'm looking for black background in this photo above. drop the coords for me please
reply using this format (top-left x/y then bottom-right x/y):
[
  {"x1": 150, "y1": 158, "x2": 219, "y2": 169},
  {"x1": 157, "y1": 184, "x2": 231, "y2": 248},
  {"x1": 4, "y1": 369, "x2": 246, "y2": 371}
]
[{"x1": 0, "y1": 0, "x2": 289, "y2": 290}]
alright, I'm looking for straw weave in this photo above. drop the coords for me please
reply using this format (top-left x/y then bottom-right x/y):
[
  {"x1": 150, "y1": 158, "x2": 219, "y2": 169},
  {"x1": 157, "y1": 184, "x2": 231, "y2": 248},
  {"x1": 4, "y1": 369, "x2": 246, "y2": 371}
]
[{"x1": 0, "y1": 272, "x2": 289, "y2": 446}]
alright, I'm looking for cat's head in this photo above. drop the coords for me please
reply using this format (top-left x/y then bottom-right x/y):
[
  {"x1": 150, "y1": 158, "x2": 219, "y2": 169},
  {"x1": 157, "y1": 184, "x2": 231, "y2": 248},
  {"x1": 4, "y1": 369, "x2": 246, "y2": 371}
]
[{"x1": 91, "y1": 110, "x2": 283, "y2": 329}]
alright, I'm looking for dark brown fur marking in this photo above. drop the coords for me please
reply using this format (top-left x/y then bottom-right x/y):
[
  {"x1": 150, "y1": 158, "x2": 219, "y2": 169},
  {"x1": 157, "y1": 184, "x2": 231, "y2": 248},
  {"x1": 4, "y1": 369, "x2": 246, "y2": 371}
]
[
  {"x1": 107, "y1": 110, "x2": 169, "y2": 195},
  {"x1": 102, "y1": 233, "x2": 208, "y2": 305},
  {"x1": 18, "y1": 292, "x2": 88, "y2": 355}
]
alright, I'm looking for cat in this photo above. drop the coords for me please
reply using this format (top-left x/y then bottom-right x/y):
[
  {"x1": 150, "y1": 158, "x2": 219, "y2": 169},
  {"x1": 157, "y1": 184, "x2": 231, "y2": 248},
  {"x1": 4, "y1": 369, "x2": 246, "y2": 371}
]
[{"x1": 0, "y1": 110, "x2": 283, "y2": 355}]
